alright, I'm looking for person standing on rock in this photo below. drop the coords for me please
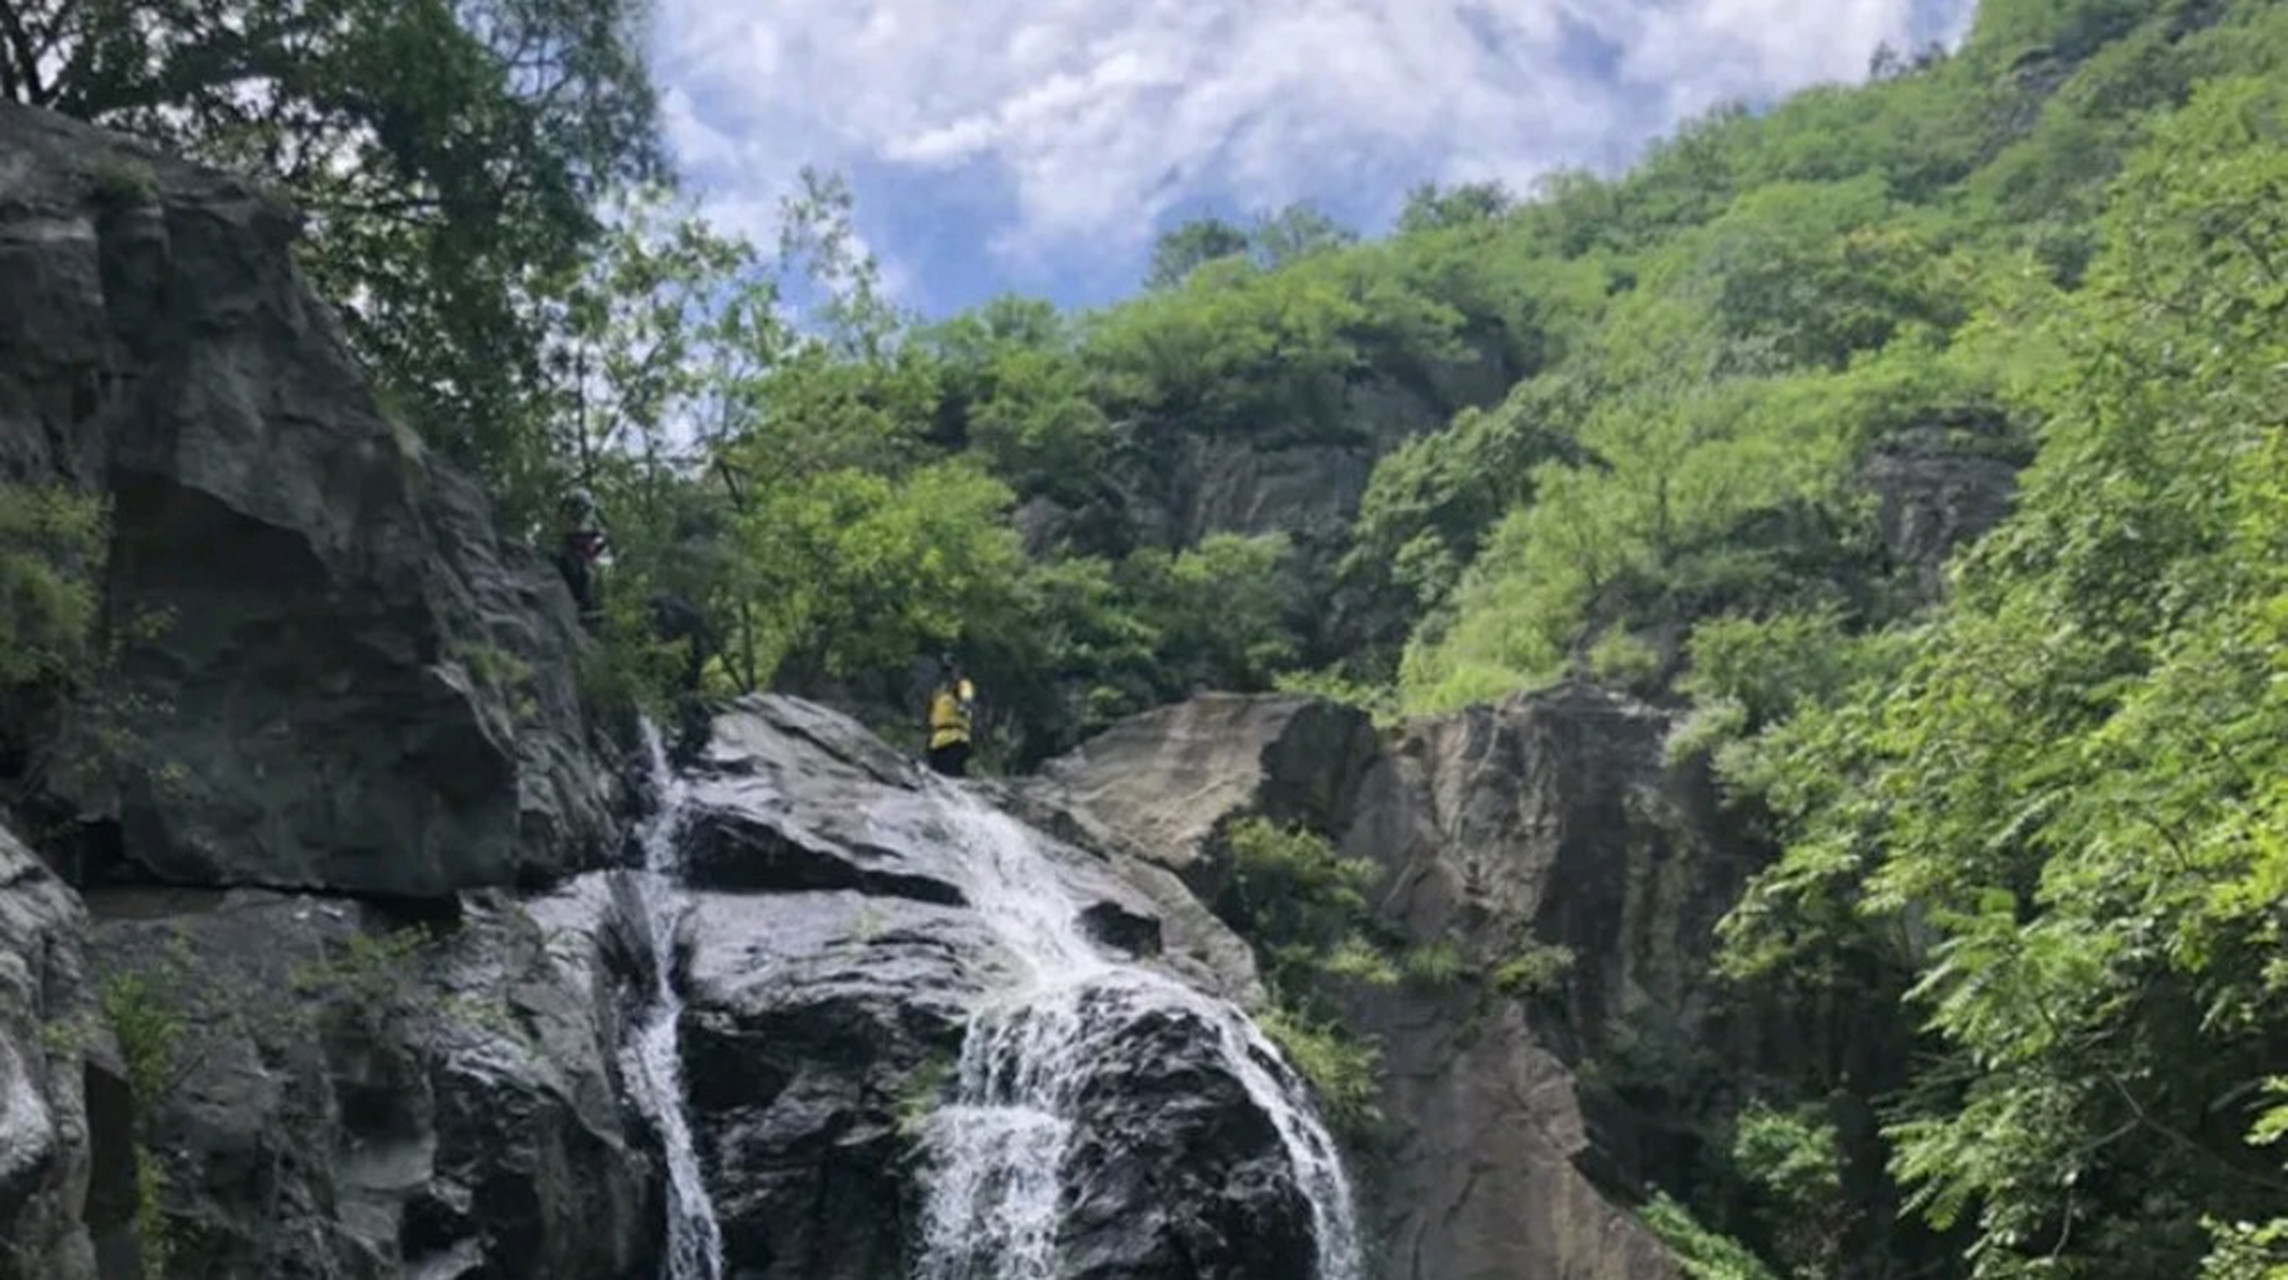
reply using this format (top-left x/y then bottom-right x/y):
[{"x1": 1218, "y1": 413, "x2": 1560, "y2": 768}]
[
  {"x1": 925, "y1": 652, "x2": 976, "y2": 777},
  {"x1": 555, "y1": 488, "x2": 609, "y2": 625}
]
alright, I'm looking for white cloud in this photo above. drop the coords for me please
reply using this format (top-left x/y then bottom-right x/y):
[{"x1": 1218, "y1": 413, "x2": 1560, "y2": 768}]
[{"x1": 652, "y1": 0, "x2": 1976, "y2": 295}]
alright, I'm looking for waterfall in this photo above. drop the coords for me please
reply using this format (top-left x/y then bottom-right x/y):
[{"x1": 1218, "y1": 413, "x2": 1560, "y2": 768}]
[
  {"x1": 912, "y1": 789, "x2": 1363, "y2": 1280},
  {"x1": 623, "y1": 720, "x2": 726, "y2": 1280}
]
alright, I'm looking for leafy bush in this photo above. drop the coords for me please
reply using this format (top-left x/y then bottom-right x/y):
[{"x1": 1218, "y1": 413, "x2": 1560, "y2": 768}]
[
  {"x1": 1213, "y1": 818, "x2": 1410, "y2": 1139},
  {"x1": 1638, "y1": 1192, "x2": 1785, "y2": 1280},
  {"x1": 0, "y1": 484, "x2": 106, "y2": 687},
  {"x1": 1491, "y1": 941, "x2": 1576, "y2": 998},
  {"x1": 1216, "y1": 817, "x2": 1381, "y2": 991},
  {"x1": 1399, "y1": 940, "x2": 1467, "y2": 988},
  {"x1": 1257, "y1": 1001, "x2": 1382, "y2": 1136},
  {"x1": 97, "y1": 936, "x2": 197, "y2": 1274},
  {"x1": 1732, "y1": 1102, "x2": 1847, "y2": 1272}
]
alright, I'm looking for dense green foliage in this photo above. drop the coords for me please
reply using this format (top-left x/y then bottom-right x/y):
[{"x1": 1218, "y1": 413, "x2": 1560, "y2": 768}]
[
  {"x1": 0, "y1": 484, "x2": 109, "y2": 782},
  {"x1": 1211, "y1": 817, "x2": 1413, "y2": 1136},
  {"x1": 1721, "y1": 72, "x2": 2288, "y2": 1277}
]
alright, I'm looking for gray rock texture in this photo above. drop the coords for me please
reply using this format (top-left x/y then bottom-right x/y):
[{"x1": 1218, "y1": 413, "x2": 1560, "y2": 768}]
[
  {"x1": 673, "y1": 695, "x2": 1325, "y2": 1280},
  {"x1": 0, "y1": 822, "x2": 101, "y2": 1280},
  {"x1": 1040, "y1": 685, "x2": 1742, "y2": 1279},
  {"x1": 0, "y1": 100, "x2": 612, "y2": 898},
  {"x1": 80, "y1": 879, "x2": 661, "y2": 1278}
]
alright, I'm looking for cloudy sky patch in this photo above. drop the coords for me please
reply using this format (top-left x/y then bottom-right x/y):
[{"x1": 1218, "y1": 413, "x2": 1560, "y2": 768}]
[{"x1": 650, "y1": 0, "x2": 1976, "y2": 316}]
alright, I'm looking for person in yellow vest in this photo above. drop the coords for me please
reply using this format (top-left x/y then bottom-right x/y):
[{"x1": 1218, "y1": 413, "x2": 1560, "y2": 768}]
[{"x1": 925, "y1": 652, "x2": 976, "y2": 777}]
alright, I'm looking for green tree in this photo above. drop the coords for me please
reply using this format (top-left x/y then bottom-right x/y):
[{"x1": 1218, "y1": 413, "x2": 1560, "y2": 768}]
[
  {"x1": 1145, "y1": 216, "x2": 1253, "y2": 289},
  {"x1": 1722, "y1": 75, "x2": 2288, "y2": 1277},
  {"x1": 0, "y1": 485, "x2": 106, "y2": 689},
  {"x1": 1248, "y1": 201, "x2": 1357, "y2": 268},
  {"x1": 1395, "y1": 181, "x2": 1515, "y2": 236}
]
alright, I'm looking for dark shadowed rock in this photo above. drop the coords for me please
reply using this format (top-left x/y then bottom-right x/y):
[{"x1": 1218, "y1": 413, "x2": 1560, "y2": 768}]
[
  {"x1": 0, "y1": 102, "x2": 612, "y2": 898},
  {"x1": 1860, "y1": 406, "x2": 2025, "y2": 595},
  {"x1": 1051, "y1": 988, "x2": 1316, "y2": 1280},
  {"x1": 0, "y1": 824, "x2": 99, "y2": 1280},
  {"x1": 681, "y1": 890, "x2": 988, "y2": 1280},
  {"x1": 82, "y1": 879, "x2": 659, "y2": 1278},
  {"x1": 1076, "y1": 902, "x2": 1161, "y2": 959}
]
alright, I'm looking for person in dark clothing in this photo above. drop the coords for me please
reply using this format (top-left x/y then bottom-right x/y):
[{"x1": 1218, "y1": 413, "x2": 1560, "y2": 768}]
[
  {"x1": 555, "y1": 489, "x2": 608, "y2": 623},
  {"x1": 647, "y1": 592, "x2": 714, "y2": 695},
  {"x1": 924, "y1": 652, "x2": 975, "y2": 777}
]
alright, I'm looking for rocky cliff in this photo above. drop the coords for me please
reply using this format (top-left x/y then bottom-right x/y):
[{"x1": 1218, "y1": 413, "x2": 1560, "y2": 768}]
[
  {"x1": 0, "y1": 101, "x2": 612, "y2": 898},
  {"x1": 0, "y1": 822, "x2": 103, "y2": 1279},
  {"x1": 671, "y1": 696, "x2": 1350, "y2": 1280},
  {"x1": 1037, "y1": 684, "x2": 1823, "y2": 1279}
]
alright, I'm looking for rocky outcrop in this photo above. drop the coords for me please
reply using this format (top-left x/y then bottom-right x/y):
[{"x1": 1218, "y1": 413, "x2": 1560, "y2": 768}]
[
  {"x1": 0, "y1": 823, "x2": 101, "y2": 1280},
  {"x1": 672, "y1": 695, "x2": 1328, "y2": 1280},
  {"x1": 1860, "y1": 405, "x2": 2026, "y2": 596},
  {"x1": 1039, "y1": 684, "x2": 1781, "y2": 1279},
  {"x1": 1043, "y1": 984, "x2": 1319, "y2": 1280},
  {"x1": 1341, "y1": 684, "x2": 1767, "y2": 1280},
  {"x1": 0, "y1": 101, "x2": 612, "y2": 897},
  {"x1": 680, "y1": 887, "x2": 986, "y2": 1280},
  {"x1": 0, "y1": 98, "x2": 662, "y2": 1280},
  {"x1": 1015, "y1": 351, "x2": 1521, "y2": 675},
  {"x1": 80, "y1": 880, "x2": 661, "y2": 1277},
  {"x1": 1026, "y1": 358, "x2": 1516, "y2": 564},
  {"x1": 1036, "y1": 693, "x2": 1381, "y2": 892}
]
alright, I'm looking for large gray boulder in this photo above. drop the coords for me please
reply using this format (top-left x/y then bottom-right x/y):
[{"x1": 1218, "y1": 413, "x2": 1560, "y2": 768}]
[
  {"x1": 1033, "y1": 693, "x2": 1381, "y2": 892},
  {"x1": 82, "y1": 879, "x2": 661, "y2": 1278},
  {"x1": 0, "y1": 823, "x2": 102, "y2": 1280},
  {"x1": 0, "y1": 101, "x2": 612, "y2": 897},
  {"x1": 681, "y1": 889, "x2": 989, "y2": 1280}
]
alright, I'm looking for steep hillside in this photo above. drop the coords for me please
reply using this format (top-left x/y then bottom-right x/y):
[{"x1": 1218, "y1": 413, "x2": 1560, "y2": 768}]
[{"x1": 503, "y1": 0, "x2": 2287, "y2": 772}]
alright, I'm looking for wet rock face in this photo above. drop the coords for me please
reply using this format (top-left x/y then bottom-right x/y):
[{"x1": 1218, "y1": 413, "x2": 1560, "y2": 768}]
[
  {"x1": 1050, "y1": 991, "x2": 1316, "y2": 1280},
  {"x1": 81, "y1": 881, "x2": 660, "y2": 1278},
  {"x1": 0, "y1": 824, "x2": 99, "y2": 1280},
  {"x1": 680, "y1": 890, "x2": 986, "y2": 1280},
  {"x1": 671, "y1": 695, "x2": 1321, "y2": 1280},
  {"x1": 0, "y1": 101, "x2": 612, "y2": 897}
]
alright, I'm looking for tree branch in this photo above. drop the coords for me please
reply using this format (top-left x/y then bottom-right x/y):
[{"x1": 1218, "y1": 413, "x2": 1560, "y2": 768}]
[{"x1": 0, "y1": 0, "x2": 50, "y2": 103}]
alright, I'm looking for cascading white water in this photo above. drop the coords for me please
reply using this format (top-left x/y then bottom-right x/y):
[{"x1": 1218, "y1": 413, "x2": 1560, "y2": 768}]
[
  {"x1": 623, "y1": 720, "x2": 727, "y2": 1280},
  {"x1": 912, "y1": 789, "x2": 1363, "y2": 1280}
]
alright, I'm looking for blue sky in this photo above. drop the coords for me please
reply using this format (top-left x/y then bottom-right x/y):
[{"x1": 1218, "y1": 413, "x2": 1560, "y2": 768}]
[{"x1": 648, "y1": 0, "x2": 1978, "y2": 321}]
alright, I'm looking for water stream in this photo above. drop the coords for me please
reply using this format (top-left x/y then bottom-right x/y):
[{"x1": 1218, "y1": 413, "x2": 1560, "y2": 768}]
[
  {"x1": 624, "y1": 720, "x2": 726, "y2": 1280},
  {"x1": 911, "y1": 788, "x2": 1363, "y2": 1280}
]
